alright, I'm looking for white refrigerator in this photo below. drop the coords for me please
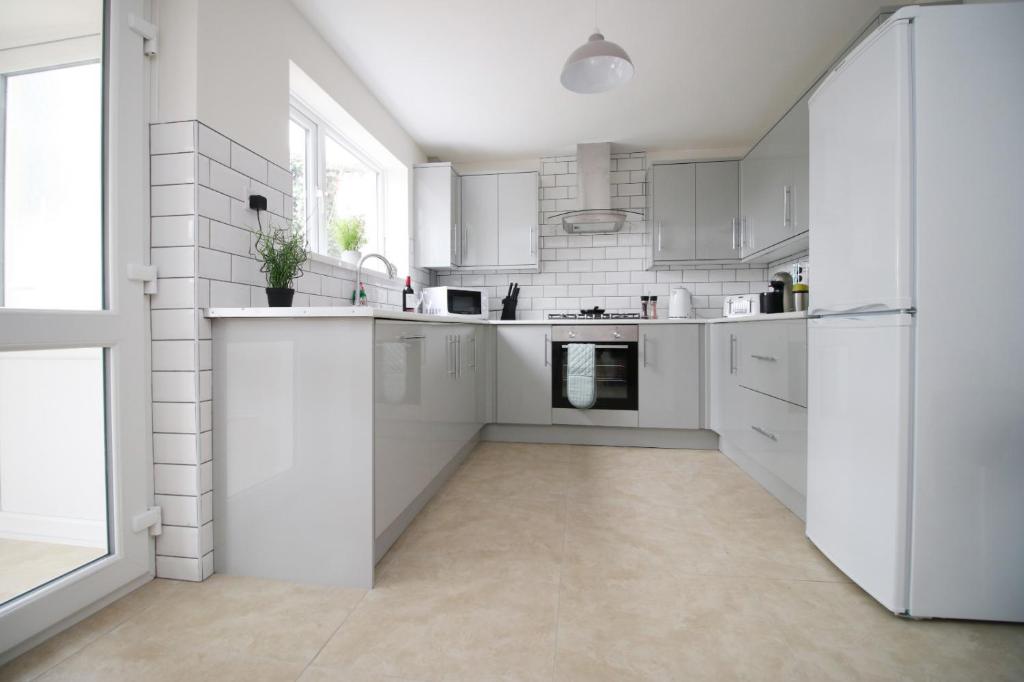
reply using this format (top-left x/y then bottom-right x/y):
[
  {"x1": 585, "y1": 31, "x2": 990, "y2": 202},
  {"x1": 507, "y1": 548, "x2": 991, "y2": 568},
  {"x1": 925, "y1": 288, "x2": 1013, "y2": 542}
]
[{"x1": 806, "y1": 3, "x2": 1024, "y2": 622}]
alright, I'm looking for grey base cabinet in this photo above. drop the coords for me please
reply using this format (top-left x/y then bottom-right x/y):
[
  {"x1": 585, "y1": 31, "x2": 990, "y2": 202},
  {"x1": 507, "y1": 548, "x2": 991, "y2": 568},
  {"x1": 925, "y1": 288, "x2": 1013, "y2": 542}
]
[
  {"x1": 496, "y1": 325, "x2": 552, "y2": 425},
  {"x1": 639, "y1": 325, "x2": 701, "y2": 428}
]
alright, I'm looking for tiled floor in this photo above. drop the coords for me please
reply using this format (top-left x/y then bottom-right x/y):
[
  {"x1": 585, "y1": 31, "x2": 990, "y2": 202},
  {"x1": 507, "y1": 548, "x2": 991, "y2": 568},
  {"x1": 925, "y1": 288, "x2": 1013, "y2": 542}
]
[
  {"x1": 0, "y1": 540, "x2": 106, "y2": 605},
  {"x1": 2, "y1": 442, "x2": 1022, "y2": 681}
]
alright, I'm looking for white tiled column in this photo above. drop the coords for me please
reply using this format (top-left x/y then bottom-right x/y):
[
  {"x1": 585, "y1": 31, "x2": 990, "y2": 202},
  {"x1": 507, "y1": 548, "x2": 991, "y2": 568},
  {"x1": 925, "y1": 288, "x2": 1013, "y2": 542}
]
[{"x1": 150, "y1": 121, "x2": 213, "y2": 581}]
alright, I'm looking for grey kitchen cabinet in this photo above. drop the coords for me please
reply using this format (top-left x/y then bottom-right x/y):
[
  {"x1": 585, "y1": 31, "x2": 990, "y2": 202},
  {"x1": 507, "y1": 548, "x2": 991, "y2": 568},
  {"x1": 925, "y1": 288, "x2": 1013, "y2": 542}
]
[
  {"x1": 496, "y1": 325, "x2": 551, "y2": 425},
  {"x1": 649, "y1": 162, "x2": 696, "y2": 261},
  {"x1": 460, "y1": 174, "x2": 499, "y2": 266},
  {"x1": 413, "y1": 163, "x2": 462, "y2": 268},
  {"x1": 708, "y1": 318, "x2": 808, "y2": 518},
  {"x1": 695, "y1": 161, "x2": 741, "y2": 260},
  {"x1": 638, "y1": 325, "x2": 701, "y2": 429},
  {"x1": 739, "y1": 90, "x2": 811, "y2": 260},
  {"x1": 497, "y1": 172, "x2": 539, "y2": 266}
]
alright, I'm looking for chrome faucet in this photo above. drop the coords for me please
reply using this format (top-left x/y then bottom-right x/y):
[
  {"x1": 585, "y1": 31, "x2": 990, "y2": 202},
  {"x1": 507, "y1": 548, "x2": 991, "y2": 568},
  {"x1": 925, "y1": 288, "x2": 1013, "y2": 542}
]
[{"x1": 354, "y1": 253, "x2": 398, "y2": 306}]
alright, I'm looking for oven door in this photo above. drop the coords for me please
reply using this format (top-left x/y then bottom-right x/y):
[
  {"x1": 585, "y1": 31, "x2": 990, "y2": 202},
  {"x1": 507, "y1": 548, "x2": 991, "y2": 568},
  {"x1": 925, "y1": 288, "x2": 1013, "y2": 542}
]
[{"x1": 551, "y1": 341, "x2": 639, "y2": 410}]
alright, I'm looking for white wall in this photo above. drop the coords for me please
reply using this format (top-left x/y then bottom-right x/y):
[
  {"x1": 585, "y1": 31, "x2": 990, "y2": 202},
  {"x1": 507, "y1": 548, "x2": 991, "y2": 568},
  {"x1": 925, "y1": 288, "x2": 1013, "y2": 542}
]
[{"x1": 190, "y1": 0, "x2": 425, "y2": 169}]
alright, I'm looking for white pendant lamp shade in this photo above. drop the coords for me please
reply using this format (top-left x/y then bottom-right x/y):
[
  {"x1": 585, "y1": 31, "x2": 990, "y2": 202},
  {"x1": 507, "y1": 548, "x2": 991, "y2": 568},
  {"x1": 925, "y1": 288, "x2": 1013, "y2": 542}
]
[{"x1": 560, "y1": 31, "x2": 635, "y2": 94}]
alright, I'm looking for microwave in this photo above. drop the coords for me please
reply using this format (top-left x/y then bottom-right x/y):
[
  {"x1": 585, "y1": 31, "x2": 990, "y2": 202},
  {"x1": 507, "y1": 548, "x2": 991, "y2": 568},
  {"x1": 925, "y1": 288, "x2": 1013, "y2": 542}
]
[{"x1": 420, "y1": 286, "x2": 489, "y2": 319}]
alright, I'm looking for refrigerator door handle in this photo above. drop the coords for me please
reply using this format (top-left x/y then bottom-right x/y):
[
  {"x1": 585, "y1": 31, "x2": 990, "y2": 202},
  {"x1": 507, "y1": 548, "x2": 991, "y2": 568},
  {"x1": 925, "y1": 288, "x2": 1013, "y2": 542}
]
[{"x1": 810, "y1": 303, "x2": 915, "y2": 317}]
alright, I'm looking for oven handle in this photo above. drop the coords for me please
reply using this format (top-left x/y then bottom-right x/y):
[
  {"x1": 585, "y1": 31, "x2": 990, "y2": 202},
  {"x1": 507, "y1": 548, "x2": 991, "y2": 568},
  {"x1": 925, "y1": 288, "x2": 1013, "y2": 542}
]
[{"x1": 559, "y1": 344, "x2": 630, "y2": 350}]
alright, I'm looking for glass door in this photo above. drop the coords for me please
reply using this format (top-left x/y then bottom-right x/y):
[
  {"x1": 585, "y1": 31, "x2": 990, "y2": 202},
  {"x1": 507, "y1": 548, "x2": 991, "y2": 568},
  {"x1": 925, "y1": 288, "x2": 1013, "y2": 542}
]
[{"x1": 0, "y1": 0, "x2": 152, "y2": 653}]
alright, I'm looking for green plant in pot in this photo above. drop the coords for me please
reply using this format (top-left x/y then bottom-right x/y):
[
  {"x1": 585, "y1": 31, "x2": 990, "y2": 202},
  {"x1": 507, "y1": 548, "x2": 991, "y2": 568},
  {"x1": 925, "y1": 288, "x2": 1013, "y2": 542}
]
[
  {"x1": 329, "y1": 215, "x2": 367, "y2": 265},
  {"x1": 254, "y1": 225, "x2": 308, "y2": 307}
]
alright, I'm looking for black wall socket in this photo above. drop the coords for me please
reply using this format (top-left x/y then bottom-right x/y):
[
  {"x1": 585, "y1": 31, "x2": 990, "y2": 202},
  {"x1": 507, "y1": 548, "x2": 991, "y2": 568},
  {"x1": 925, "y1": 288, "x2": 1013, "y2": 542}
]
[{"x1": 248, "y1": 194, "x2": 268, "y2": 211}]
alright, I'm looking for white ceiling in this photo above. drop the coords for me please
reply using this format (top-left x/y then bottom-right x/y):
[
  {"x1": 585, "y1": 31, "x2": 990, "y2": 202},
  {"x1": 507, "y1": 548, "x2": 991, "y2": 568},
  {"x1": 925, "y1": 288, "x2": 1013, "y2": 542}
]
[
  {"x1": 0, "y1": 0, "x2": 102, "y2": 51},
  {"x1": 291, "y1": 0, "x2": 910, "y2": 162}
]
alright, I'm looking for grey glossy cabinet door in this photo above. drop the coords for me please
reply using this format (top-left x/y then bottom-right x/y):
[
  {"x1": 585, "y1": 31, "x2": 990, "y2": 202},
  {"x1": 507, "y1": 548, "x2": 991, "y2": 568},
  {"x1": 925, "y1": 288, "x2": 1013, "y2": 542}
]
[
  {"x1": 651, "y1": 163, "x2": 696, "y2": 261},
  {"x1": 414, "y1": 163, "x2": 461, "y2": 268},
  {"x1": 496, "y1": 325, "x2": 552, "y2": 425},
  {"x1": 460, "y1": 174, "x2": 499, "y2": 266},
  {"x1": 497, "y1": 172, "x2": 539, "y2": 266},
  {"x1": 709, "y1": 322, "x2": 743, "y2": 436},
  {"x1": 639, "y1": 325, "x2": 700, "y2": 429},
  {"x1": 695, "y1": 161, "x2": 740, "y2": 260}
]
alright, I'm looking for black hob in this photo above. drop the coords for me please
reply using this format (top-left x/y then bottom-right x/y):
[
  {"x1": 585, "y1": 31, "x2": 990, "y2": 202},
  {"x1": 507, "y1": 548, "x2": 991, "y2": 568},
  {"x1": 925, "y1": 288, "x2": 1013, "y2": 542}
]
[{"x1": 547, "y1": 312, "x2": 641, "y2": 320}]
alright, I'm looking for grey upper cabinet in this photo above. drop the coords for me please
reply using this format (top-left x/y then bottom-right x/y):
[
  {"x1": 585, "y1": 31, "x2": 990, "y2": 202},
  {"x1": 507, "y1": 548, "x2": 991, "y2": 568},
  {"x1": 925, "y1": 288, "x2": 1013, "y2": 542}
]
[
  {"x1": 650, "y1": 162, "x2": 696, "y2": 261},
  {"x1": 695, "y1": 161, "x2": 741, "y2": 260},
  {"x1": 460, "y1": 174, "x2": 499, "y2": 266},
  {"x1": 414, "y1": 163, "x2": 462, "y2": 269},
  {"x1": 739, "y1": 90, "x2": 811, "y2": 260},
  {"x1": 497, "y1": 172, "x2": 538, "y2": 266},
  {"x1": 451, "y1": 171, "x2": 538, "y2": 270}
]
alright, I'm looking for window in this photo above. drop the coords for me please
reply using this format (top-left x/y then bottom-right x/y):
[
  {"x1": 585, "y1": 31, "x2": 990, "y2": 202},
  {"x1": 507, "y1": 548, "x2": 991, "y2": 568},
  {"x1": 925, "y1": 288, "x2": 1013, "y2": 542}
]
[
  {"x1": 289, "y1": 99, "x2": 385, "y2": 264},
  {"x1": 1, "y1": 62, "x2": 103, "y2": 309}
]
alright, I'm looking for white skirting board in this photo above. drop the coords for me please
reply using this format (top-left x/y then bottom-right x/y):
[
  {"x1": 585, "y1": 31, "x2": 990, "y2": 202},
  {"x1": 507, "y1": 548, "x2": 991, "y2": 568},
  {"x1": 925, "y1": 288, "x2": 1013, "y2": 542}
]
[
  {"x1": 718, "y1": 435, "x2": 806, "y2": 520},
  {"x1": 0, "y1": 511, "x2": 107, "y2": 547},
  {"x1": 374, "y1": 430, "x2": 480, "y2": 565},
  {"x1": 481, "y1": 424, "x2": 719, "y2": 450}
]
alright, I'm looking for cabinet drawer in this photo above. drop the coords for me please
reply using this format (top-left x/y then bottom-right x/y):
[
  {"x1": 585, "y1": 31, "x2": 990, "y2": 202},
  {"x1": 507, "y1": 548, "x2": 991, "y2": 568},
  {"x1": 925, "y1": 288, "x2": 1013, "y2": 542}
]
[
  {"x1": 737, "y1": 387, "x2": 807, "y2": 494},
  {"x1": 737, "y1": 319, "x2": 806, "y2": 406}
]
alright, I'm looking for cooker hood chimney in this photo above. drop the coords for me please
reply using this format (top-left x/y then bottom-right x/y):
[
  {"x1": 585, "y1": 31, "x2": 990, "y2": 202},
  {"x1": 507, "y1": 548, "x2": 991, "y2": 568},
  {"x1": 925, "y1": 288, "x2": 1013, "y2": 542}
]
[{"x1": 557, "y1": 143, "x2": 634, "y2": 234}]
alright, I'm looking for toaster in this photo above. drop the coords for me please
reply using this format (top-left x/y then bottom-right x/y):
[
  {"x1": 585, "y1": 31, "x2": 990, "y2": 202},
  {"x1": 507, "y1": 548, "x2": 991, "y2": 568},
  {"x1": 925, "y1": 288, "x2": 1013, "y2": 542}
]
[{"x1": 723, "y1": 294, "x2": 761, "y2": 318}]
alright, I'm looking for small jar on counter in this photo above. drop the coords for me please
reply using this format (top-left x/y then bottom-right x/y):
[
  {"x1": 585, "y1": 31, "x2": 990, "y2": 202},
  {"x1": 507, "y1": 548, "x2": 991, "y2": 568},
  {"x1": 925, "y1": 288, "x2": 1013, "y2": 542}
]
[
  {"x1": 640, "y1": 295, "x2": 650, "y2": 319},
  {"x1": 649, "y1": 295, "x2": 658, "y2": 319}
]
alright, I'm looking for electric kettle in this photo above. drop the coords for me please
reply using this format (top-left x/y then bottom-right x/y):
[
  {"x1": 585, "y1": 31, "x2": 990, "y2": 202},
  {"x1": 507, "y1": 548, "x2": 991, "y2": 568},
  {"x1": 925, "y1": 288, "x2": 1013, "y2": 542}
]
[{"x1": 669, "y1": 286, "x2": 692, "y2": 318}]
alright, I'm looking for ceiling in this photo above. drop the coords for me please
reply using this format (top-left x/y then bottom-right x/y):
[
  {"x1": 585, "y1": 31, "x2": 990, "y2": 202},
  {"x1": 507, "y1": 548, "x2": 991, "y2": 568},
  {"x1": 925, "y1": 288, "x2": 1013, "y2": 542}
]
[
  {"x1": 292, "y1": 0, "x2": 911, "y2": 161},
  {"x1": 0, "y1": 0, "x2": 101, "y2": 51}
]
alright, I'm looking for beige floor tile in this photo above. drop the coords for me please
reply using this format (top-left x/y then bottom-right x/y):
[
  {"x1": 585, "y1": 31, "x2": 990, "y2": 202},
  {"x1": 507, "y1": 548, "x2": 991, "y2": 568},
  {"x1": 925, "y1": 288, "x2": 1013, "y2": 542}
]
[
  {"x1": 438, "y1": 448, "x2": 572, "y2": 504},
  {"x1": 0, "y1": 539, "x2": 107, "y2": 605},
  {"x1": 378, "y1": 493, "x2": 566, "y2": 585},
  {"x1": 0, "y1": 579, "x2": 184, "y2": 682},
  {"x1": 312, "y1": 576, "x2": 559, "y2": 681},
  {"x1": 35, "y1": 633, "x2": 305, "y2": 682},
  {"x1": 297, "y1": 666, "x2": 428, "y2": 682},
  {"x1": 102, "y1": 575, "x2": 365, "y2": 666},
  {"x1": 759, "y1": 579, "x2": 1024, "y2": 681},
  {"x1": 554, "y1": 573, "x2": 799, "y2": 681},
  {"x1": 562, "y1": 497, "x2": 732, "y2": 581}
]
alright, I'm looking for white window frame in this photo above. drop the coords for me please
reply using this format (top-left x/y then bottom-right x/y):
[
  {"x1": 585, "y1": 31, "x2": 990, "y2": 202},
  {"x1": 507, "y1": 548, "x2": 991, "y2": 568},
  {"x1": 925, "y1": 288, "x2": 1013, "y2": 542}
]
[{"x1": 289, "y1": 97, "x2": 388, "y2": 264}]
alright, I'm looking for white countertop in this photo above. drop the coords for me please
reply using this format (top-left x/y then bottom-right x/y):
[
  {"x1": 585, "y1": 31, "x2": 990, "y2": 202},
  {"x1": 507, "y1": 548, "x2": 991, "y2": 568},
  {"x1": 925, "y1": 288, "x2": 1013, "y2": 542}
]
[{"x1": 207, "y1": 307, "x2": 807, "y2": 325}]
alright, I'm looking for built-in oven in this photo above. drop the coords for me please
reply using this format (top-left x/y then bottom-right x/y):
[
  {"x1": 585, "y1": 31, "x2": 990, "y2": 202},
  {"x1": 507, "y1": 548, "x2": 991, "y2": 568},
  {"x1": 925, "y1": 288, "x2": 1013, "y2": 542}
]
[{"x1": 551, "y1": 325, "x2": 639, "y2": 427}]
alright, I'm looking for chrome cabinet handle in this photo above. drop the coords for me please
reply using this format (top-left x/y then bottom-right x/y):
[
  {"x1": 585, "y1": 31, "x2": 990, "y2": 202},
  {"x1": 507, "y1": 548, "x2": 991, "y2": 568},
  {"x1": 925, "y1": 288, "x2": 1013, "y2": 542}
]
[
  {"x1": 399, "y1": 335, "x2": 425, "y2": 341},
  {"x1": 739, "y1": 217, "x2": 747, "y2": 249},
  {"x1": 729, "y1": 334, "x2": 737, "y2": 375},
  {"x1": 470, "y1": 335, "x2": 477, "y2": 368},
  {"x1": 464, "y1": 223, "x2": 469, "y2": 260},
  {"x1": 544, "y1": 333, "x2": 549, "y2": 366},
  {"x1": 642, "y1": 333, "x2": 648, "y2": 367},
  {"x1": 529, "y1": 225, "x2": 535, "y2": 257},
  {"x1": 731, "y1": 218, "x2": 738, "y2": 250},
  {"x1": 751, "y1": 354, "x2": 777, "y2": 362},
  {"x1": 783, "y1": 185, "x2": 791, "y2": 229},
  {"x1": 751, "y1": 425, "x2": 778, "y2": 442},
  {"x1": 446, "y1": 336, "x2": 455, "y2": 376},
  {"x1": 657, "y1": 221, "x2": 663, "y2": 252}
]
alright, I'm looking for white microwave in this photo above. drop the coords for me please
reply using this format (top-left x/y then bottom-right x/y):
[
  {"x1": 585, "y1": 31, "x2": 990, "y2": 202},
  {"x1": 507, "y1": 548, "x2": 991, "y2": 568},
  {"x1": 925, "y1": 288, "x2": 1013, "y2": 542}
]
[{"x1": 421, "y1": 287, "x2": 489, "y2": 319}]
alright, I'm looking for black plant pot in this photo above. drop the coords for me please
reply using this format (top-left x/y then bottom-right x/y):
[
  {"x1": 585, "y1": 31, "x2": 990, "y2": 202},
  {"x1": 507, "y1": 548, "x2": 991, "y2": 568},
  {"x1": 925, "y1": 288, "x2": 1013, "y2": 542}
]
[{"x1": 266, "y1": 287, "x2": 295, "y2": 307}]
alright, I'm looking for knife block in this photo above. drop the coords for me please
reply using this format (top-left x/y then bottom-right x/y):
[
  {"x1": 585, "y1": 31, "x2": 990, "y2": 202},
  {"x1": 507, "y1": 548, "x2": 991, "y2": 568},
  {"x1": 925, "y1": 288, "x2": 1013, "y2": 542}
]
[{"x1": 500, "y1": 296, "x2": 518, "y2": 320}]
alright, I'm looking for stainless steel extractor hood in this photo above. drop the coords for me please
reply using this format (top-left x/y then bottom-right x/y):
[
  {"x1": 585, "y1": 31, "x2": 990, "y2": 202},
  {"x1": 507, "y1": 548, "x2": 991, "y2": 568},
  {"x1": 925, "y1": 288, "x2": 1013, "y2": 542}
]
[{"x1": 554, "y1": 143, "x2": 639, "y2": 234}]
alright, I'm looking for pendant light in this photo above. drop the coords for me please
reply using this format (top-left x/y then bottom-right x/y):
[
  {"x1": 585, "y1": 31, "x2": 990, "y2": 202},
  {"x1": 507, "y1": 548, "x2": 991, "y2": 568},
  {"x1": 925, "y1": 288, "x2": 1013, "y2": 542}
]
[{"x1": 560, "y1": 0, "x2": 634, "y2": 94}]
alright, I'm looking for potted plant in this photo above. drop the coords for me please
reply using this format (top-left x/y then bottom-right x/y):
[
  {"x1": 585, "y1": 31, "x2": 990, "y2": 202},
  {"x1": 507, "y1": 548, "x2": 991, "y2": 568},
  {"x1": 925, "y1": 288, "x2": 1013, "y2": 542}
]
[
  {"x1": 254, "y1": 225, "x2": 308, "y2": 307},
  {"x1": 329, "y1": 215, "x2": 367, "y2": 265}
]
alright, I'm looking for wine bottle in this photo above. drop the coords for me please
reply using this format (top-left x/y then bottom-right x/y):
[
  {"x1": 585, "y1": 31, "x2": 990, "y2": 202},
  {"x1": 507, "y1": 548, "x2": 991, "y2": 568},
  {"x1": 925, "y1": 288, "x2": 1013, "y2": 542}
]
[{"x1": 402, "y1": 276, "x2": 415, "y2": 312}]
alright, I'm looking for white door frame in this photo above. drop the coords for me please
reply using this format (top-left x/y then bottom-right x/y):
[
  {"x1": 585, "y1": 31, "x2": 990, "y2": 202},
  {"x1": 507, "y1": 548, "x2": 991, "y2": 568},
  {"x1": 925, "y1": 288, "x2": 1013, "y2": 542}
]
[{"x1": 0, "y1": 0, "x2": 153, "y2": 656}]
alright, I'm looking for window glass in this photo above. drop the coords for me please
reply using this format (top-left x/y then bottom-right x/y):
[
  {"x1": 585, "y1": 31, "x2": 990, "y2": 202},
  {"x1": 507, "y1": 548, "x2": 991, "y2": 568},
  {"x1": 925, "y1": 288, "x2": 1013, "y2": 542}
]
[
  {"x1": 324, "y1": 136, "x2": 379, "y2": 258},
  {"x1": 288, "y1": 119, "x2": 310, "y2": 237},
  {"x1": 3, "y1": 63, "x2": 103, "y2": 309}
]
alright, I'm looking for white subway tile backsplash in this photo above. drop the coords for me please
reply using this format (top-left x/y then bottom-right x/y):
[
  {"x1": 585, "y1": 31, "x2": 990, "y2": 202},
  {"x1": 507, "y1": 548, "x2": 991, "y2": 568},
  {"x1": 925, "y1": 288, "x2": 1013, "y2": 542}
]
[
  {"x1": 198, "y1": 247, "x2": 232, "y2": 281},
  {"x1": 200, "y1": 491, "x2": 214, "y2": 525},
  {"x1": 153, "y1": 402, "x2": 197, "y2": 434},
  {"x1": 152, "y1": 185, "x2": 195, "y2": 216},
  {"x1": 267, "y1": 163, "x2": 293, "y2": 196},
  {"x1": 156, "y1": 494, "x2": 199, "y2": 527},
  {"x1": 207, "y1": 160, "x2": 250, "y2": 201},
  {"x1": 209, "y1": 280, "x2": 251, "y2": 307},
  {"x1": 152, "y1": 153, "x2": 195, "y2": 185},
  {"x1": 154, "y1": 433, "x2": 198, "y2": 465},
  {"x1": 197, "y1": 186, "x2": 231, "y2": 223},
  {"x1": 157, "y1": 525, "x2": 200, "y2": 558},
  {"x1": 151, "y1": 122, "x2": 195, "y2": 155},
  {"x1": 198, "y1": 125, "x2": 231, "y2": 165},
  {"x1": 152, "y1": 246, "x2": 195, "y2": 278},
  {"x1": 154, "y1": 463, "x2": 198, "y2": 495},
  {"x1": 152, "y1": 340, "x2": 197, "y2": 372},
  {"x1": 152, "y1": 216, "x2": 195, "y2": 247},
  {"x1": 156, "y1": 555, "x2": 201, "y2": 581},
  {"x1": 153, "y1": 371, "x2": 197, "y2": 402},
  {"x1": 152, "y1": 308, "x2": 196, "y2": 340},
  {"x1": 230, "y1": 142, "x2": 268, "y2": 183}
]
